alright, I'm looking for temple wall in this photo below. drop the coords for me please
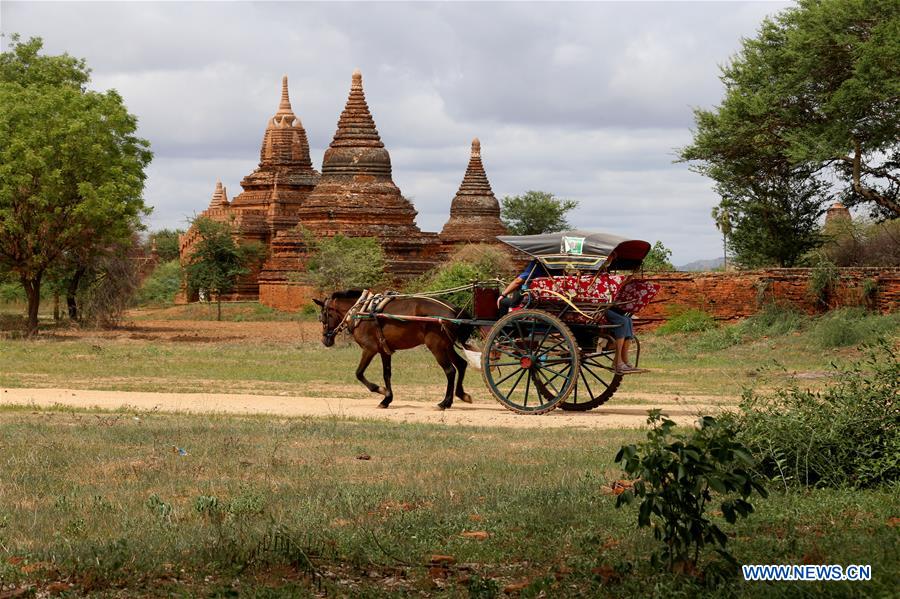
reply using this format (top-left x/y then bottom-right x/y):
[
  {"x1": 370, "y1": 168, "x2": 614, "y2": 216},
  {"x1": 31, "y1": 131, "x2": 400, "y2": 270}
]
[
  {"x1": 637, "y1": 267, "x2": 900, "y2": 327},
  {"x1": 260, "y1": 267, "x2": 900, "y2": 317}
]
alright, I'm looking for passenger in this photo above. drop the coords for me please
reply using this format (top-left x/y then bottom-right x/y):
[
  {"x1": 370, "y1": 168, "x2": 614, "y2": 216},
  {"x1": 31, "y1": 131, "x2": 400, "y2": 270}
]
[{"x1": 605, "y1": 307, "x2": 644, "y2": 374}]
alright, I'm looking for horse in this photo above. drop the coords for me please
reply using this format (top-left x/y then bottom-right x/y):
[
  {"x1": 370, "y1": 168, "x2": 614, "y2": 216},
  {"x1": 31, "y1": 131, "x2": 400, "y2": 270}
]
[{"x1": 313, "y1": 290, "x2": 476, "y2": 410}]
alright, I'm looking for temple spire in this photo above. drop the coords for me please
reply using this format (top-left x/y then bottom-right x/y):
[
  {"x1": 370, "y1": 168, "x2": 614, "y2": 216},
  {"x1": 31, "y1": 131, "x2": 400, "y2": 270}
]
[
  {"x1": 208, "y1": 180, "x2": 229, "y2": 209},
  {"x1": 272, "y1": 75, "x2": 298, "y2": 128},
  {"x1": 440, "y1": 137, "x2": 506, "y2": 243},
  {"x1": 331, "y1": 68, "x2": 383, "y2": 148}
]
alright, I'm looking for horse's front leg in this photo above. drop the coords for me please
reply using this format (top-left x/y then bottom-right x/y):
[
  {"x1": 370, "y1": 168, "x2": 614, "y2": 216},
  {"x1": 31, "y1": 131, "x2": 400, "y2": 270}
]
[
  {"x1": 426, "y1": 335, "x2": 457, "y2": 410},
  {"x1": 355, "y1": 348, "x2": 383, "y2": 396},
  {"x1": 377, "y1": 353, "x2": 394, "y2": 408}
]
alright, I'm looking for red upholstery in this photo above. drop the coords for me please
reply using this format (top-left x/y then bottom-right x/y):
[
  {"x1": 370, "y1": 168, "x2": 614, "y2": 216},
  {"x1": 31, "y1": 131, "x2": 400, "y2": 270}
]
[{"x1": 524, "y1": 275, "x2": 660, "y2": 323}]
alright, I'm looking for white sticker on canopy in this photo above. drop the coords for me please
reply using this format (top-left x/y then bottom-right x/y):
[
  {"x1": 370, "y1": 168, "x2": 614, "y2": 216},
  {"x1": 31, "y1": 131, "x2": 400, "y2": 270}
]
[{"x1": 561, "y1": 236, "x2": 585, "y2": 255}]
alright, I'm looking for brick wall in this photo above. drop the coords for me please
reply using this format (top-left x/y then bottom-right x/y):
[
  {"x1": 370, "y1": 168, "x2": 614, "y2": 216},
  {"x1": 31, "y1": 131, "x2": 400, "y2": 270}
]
[
  {"x1": 639, "y1": 267, "x2": 900, "y2": 325},
  {"x1": 260, "y1": 267, "x2": 900, "y2": 320}
]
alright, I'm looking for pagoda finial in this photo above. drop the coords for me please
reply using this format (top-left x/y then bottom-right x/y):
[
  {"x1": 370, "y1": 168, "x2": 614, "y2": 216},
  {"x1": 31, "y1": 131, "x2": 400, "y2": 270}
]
[
  {"x1": 279, "y1": 75, "x2": 291, "y2": 111},
  {"x1": 272, "y1": 76, "x2": 297, "y2": 128},
  {"x1": 471, "y1": 138, "x2": 481, "y2": 158},
  {"x1": 352, "y1": 68, "x2": 362, "y2": 90}
]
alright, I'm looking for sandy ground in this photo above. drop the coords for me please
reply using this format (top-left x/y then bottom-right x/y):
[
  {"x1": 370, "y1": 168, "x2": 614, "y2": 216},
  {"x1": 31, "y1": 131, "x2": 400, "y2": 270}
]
[{"x1": 0, "y1": 387, "x2": 728, "y2": 429}]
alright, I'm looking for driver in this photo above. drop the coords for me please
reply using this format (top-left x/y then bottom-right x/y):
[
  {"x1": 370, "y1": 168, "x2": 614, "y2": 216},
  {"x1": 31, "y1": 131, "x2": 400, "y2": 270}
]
[{"x1": 496, "y1": 259, "x2": 553, "y2": 316}]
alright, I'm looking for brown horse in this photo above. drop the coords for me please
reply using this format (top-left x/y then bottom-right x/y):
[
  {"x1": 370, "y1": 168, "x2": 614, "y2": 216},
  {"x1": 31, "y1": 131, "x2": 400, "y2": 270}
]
[{"x1": 314, "y1": 291, "x2": 475, "y2": 410}]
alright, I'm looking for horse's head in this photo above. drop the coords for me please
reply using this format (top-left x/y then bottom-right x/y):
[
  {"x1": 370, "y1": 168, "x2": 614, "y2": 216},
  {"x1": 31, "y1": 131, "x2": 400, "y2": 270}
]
[
  {"x1": 313, "y1": 290, "x2": 364, "y2": 347},
  {"x1": 313, "y1": 297, "x2": 341, "y2": 347}
]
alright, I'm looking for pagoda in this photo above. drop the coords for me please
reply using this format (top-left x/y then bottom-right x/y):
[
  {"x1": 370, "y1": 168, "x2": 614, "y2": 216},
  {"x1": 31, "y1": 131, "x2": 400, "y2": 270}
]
[
  {"x1": 290, "y1": 69, "x2": 440, "y2": 279},
  {"x1": 440, "y1": 138, "x2": 507, "y2": 244}
]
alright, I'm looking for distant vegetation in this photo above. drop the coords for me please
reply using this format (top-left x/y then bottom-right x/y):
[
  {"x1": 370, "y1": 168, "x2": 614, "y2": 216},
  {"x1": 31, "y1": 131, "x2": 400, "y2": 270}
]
[
  {"x1": 408, "y1": 244, "x2": 514, "y2": 308},
  {"x1": 302, "y1": 230, "x2": 386, "y2": 293},
  {"x1": 500, "y1": 190, "x2": 578, "y2": 235}
]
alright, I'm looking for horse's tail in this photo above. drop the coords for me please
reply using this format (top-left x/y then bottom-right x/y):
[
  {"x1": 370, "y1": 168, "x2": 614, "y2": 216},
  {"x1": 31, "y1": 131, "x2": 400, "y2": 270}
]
[{"x1": 453, "y1": 309, "x2": 476, "y2": 347}]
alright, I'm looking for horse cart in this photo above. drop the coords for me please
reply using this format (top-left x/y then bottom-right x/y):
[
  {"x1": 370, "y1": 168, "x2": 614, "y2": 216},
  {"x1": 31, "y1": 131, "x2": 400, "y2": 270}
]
[
  {"x1": 316, "y1": 230, "x2": 659, "y2": 415},
  {"x1": 470, "y1": 231, "x2": 659, "y2": 415}
]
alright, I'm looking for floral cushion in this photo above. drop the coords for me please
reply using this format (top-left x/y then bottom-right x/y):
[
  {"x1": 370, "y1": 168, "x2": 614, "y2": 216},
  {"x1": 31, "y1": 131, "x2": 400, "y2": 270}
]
[
  {"x1": 612, "y1": 280, "x2": 660, "y2": 314},
  {"x1": 527, "y1": 274, "x2": 626, "y2": 305}
]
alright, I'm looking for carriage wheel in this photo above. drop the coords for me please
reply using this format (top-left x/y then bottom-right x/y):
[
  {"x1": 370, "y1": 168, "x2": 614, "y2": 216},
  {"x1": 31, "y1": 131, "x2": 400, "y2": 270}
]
[
  {"x1": 560, "y1": 334, "x2": 624, "y2": 411},
  {"x1": 481, "y1": 310, "x2": 580, "y2": 415}
]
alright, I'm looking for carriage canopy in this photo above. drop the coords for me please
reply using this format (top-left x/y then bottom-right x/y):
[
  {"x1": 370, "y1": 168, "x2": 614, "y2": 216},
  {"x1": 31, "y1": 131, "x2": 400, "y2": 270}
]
[{"x1": 496, "y1": 230, "x2": 652, "y2": 271}]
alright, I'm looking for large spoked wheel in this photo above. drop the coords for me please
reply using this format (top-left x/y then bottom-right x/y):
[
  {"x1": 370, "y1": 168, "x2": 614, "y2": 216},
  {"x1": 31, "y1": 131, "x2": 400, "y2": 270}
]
[
  {"x1": 560, "y1": 334, "x2": 624, "y2": 411},
  {"x1": 481, "y1": 310, "x2": 580, "y2": 415}
]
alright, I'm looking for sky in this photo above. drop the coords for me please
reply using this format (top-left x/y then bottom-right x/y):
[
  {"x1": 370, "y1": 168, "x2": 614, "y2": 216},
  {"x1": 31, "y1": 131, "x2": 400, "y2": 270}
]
[{"x1": 2, "y1": 0, "x2": 793, "y2": 265}]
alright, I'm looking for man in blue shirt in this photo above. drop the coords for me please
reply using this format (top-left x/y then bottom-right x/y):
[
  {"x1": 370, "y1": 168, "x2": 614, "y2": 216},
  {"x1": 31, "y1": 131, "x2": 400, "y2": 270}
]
[{"x1": 497, "y1": 259, "x2": 552, "y2": 315}]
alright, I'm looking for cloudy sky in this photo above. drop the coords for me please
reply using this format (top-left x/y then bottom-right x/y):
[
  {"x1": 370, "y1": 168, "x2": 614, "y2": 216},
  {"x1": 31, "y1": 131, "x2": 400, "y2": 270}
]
[{"x1": 3, "y1": 0, "x2": 792, "y2": 264}]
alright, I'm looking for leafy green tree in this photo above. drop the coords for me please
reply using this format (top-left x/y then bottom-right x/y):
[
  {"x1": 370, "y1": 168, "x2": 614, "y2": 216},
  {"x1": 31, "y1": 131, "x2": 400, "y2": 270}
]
[
  {"x1": 642, "y1": 241, "x2": 675, "y2": 272},
  {"x1": 183, "y1": 217, "x2": 262, "y2": 321},
  {"x1": 148, "y1": 229, "x2": 184, "y2": 263},
  {"x1": 0, "y1": 36, "x2": 152, "y2": 334},
  {"x1": 500, "y1": 191, "x2": 578, "y2": 235},
  {"x1": 304, "y1": 232, "x2": 386, "y2": 293},
  {"x1": 680, "y1": 0, "x2": 899, "y2": 219}
]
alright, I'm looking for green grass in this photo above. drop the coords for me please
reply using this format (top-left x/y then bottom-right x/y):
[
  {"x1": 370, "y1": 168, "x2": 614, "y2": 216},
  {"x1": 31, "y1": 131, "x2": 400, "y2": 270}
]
[{"x1": 0, "y1": 407, "x2": 896, "y2": 597}]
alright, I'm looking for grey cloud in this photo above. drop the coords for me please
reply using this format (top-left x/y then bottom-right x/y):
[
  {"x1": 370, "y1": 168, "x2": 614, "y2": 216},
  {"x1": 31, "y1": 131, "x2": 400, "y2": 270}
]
[{"x1": 3, "y1": 1, "x2": 790, "y2": 263}]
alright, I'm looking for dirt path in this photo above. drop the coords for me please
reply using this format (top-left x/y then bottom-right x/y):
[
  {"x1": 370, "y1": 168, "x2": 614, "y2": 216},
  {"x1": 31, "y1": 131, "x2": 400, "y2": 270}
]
[{"x1": 0, "y1": 387, "x2": 729, "y2": 429}]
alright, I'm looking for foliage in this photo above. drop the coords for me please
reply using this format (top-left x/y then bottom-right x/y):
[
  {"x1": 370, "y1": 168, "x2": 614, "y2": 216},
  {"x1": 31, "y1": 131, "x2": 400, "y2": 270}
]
[
  {"x1": 810, "y1": 307, "x2": 900, "y2": 348},
  {"x1": 710, "y1": 205, "x2": 733, "y2": 268},
  {"x1": 717, "y1": 176, "x2": 827, "y2": 268},
  {"x1": 500, "y1": 190, "x2": 578, "y2": 235},
  {"x1": 817, "y1": 217, "x2": 900, "y2": 267},
  {"x1": 721, "y1": 341, "x2": 899, "y2": 489},
  {"x1": 183, "y1": 217, "x2": 262, "y2": 320},
  {"x1": 409, "y1": 244, "x2": 514, "y2": 308},
  {"x1": 615, "y1": 411, "x2": 768, "y2": 573},
  {"x1": 807, "y1": 259, "x2": 840, "y2": 308},
  {"x1": 642, "y1": 241, "x2": 675, "y2": 272},
  {"x1": 303, "y1": 231, "x2": 385, "y2": 293},
  {"x1": 76, "y1": 238, "x2": 143, "y2": 327},
  {"x1": 680, "y1": 0, "x2": 900, "y2": 219},
  {"x1": 657, "y1": 308, "x2": 717, "y2": 335},
  {"x1": 135, "y1": 259, "x2": 182, "y2": 306},
  {"x1": 0, "y1": 35, "x2": 152, "y2": 334},
  {"x1": 147, "y1": 229, "x2": 183, "y2": 263}
]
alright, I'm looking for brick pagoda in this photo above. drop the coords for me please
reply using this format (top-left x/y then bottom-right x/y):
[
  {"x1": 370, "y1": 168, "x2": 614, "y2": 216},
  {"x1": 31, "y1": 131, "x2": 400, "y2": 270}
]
[{"x1": 440, "y1": 138, "x2": 507, "y2": 245}]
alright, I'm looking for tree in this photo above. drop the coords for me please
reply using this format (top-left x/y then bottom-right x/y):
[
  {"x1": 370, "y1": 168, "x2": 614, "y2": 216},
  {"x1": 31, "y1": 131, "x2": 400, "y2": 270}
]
[
  {"x1": 710, "y1": 205, "x2": 733, "y2": 270},
  {"x1": 721, "y1": 175, "x2": 827, "y2": 268},
  {"x1": 0, "y1": 36, "x2": 152, "y2": 335},
  {"x1": 183, "y1": 217, "x2": 262, "y2": 320},
  {"x1": 303, "y1": 231, "x2": 386, "y2": 293},
  {"x1": 642, "y1": 241, "x2": 675, "y2": 272},
  {"x1": 148, "y1": 229, "x2": 183, "y2": 263},
  {"x1": 680, "y1": 0, "x2": 899, "y2": 219},
  {"x1": 500, "y1": 191, "x2": 578, "y2": 235}
]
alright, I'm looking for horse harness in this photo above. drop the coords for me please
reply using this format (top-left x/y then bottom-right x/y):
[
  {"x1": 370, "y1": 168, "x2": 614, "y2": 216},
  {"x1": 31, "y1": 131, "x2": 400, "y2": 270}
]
[{"x1": 325, "y1": 290, "x2": 460, "y2": 355}]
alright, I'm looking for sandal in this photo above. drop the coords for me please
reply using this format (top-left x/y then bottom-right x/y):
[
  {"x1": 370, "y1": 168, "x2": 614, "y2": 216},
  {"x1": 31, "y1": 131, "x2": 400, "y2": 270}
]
[{"x1": 615, "y1": 363, "x2": 647, "y2": 375}]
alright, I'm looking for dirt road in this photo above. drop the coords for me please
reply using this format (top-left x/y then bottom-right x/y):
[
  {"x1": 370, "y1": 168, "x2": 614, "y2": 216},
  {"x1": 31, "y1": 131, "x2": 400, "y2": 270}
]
[{"x1": 0, "y1": 387, "x2": 728, "y2": 429}]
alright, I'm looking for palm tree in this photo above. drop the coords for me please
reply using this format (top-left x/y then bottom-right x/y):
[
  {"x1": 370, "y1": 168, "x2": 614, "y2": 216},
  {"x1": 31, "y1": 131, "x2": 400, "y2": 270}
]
[{"x1": 711, "y1": 204, "x2": 733, "y2": 270}]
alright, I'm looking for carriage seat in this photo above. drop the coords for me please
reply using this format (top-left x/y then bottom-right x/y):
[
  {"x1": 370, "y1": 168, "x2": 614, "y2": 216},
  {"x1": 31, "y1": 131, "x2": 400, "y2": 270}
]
[{"x1": 526, "y1": 275, "x2": 660, "y2": 322}]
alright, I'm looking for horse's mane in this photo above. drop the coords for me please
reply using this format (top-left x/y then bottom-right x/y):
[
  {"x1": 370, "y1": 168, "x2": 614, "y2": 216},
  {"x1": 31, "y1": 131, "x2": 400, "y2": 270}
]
[{"x1": 330, "y1": 289, "x2": 364, "y2": 300}]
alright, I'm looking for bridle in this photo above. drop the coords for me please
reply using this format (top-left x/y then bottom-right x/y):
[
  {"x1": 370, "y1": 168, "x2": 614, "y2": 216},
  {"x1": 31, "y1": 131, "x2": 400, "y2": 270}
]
[{"x1": 320, "y1": 294, "x2": 367, "y2": 343}]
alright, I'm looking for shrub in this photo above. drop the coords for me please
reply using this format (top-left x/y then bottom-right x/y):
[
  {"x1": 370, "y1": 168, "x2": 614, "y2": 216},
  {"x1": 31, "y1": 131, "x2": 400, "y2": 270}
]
[
  {"x1": 409, "y1": 244, "x2": 514, "y2": 308},
  {"x1": 135, "y1": 259, "x2": 182, "y2": 306},
  {"x1": 810, "y1": 307, "x2": 899, "y2": 348},
  {"x1": 642, "y1": 240, "x2": 675, "y2": 272},
  {"x1": 304, "y1": 232, "x2": 385, "y2": 293},
  {"x1": 807, "y1": 259, "x2": 840, "y2": 309},
  {"x1": 615, "y1": 411, "x2": 767, "y2": 573},
  {"x1": 721, "y1": 341, "x2": 899, "y2": 489},
  {"x1": 738, "y1": 304, "x2": 808, "y2": 339},
  {"x1": 657, "y1": 308, "x2": 717, "y2": 335}
]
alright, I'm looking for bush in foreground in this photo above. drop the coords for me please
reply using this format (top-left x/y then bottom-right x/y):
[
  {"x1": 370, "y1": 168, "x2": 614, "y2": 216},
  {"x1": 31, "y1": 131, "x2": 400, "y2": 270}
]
[
  {"x1": 657, "y1": 308, "x2": 717, "y2": 335},
  {"x1": 135, "y1": 259, "x2": 182, "y2": 306},
  {"x1": 409, "y1": 244, "x2": 513, "y2": 308},
  {"x1": 721, "y1": 340, "x2": 899, "y2": 489}
]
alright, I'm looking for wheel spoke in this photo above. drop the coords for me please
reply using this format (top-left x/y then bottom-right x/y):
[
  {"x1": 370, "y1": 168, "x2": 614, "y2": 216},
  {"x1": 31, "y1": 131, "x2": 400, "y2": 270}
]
[
  {"x1": 504, "y1": 369, "x2": 528, "y2": 400},
  {"x1": 533, "y1": 367, "x2": 561, "y2": 399},
  {"x1": 523, "y1": 368, "x2": 532, "y2": 407},
  {"x1": 537, "y1": 363, "x2": 571, "y2": 388},
  {"x1": 583, "y1": 364, "x2": 611, "y2": 389},
  {"x1": 494, "y1": 366, "x2": 526, "y2": 386},
  {"x1": 578, "y1": 368, "x2": 596, "y2": 401}
]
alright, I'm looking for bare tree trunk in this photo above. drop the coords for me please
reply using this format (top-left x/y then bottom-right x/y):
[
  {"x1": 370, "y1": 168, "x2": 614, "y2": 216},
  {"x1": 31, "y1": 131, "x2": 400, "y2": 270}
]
[
  {"x1": 67, "y1": 266, "x2": 85, "y2": 321},
  {"x1": 21, "y1": 274, "x2": 42, "y2": 337},
  {"x1": 217, "y1": 295, "x2": 222, "y2": 321},
  {"x1": 53, "y1": 292, "x2": 60, "y2": 322},
  {"x1": 722, "y1": 234, "x2": 728, "y2": 270}
]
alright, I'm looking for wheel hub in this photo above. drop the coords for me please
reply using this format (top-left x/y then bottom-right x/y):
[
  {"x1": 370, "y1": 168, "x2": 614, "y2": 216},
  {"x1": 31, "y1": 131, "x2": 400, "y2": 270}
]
[{"x1": 519, "y1": 355, "x2": 533, "y2": 369}]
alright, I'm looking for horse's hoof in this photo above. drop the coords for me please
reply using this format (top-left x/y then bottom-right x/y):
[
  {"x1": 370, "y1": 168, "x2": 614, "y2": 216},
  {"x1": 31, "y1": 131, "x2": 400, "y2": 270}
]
[
  {"x1": 436, "y1": 402, "x2": 451, "y2": 411},
  {"x1": 376, "y1": 403, "x2": 389, "y2": 409},
  {"x1": 377, "y1": 386, "x2": 387, "y2": 396},
  {"x1": 460, "y1": 394, "x2": 473, "y2": 404}
]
